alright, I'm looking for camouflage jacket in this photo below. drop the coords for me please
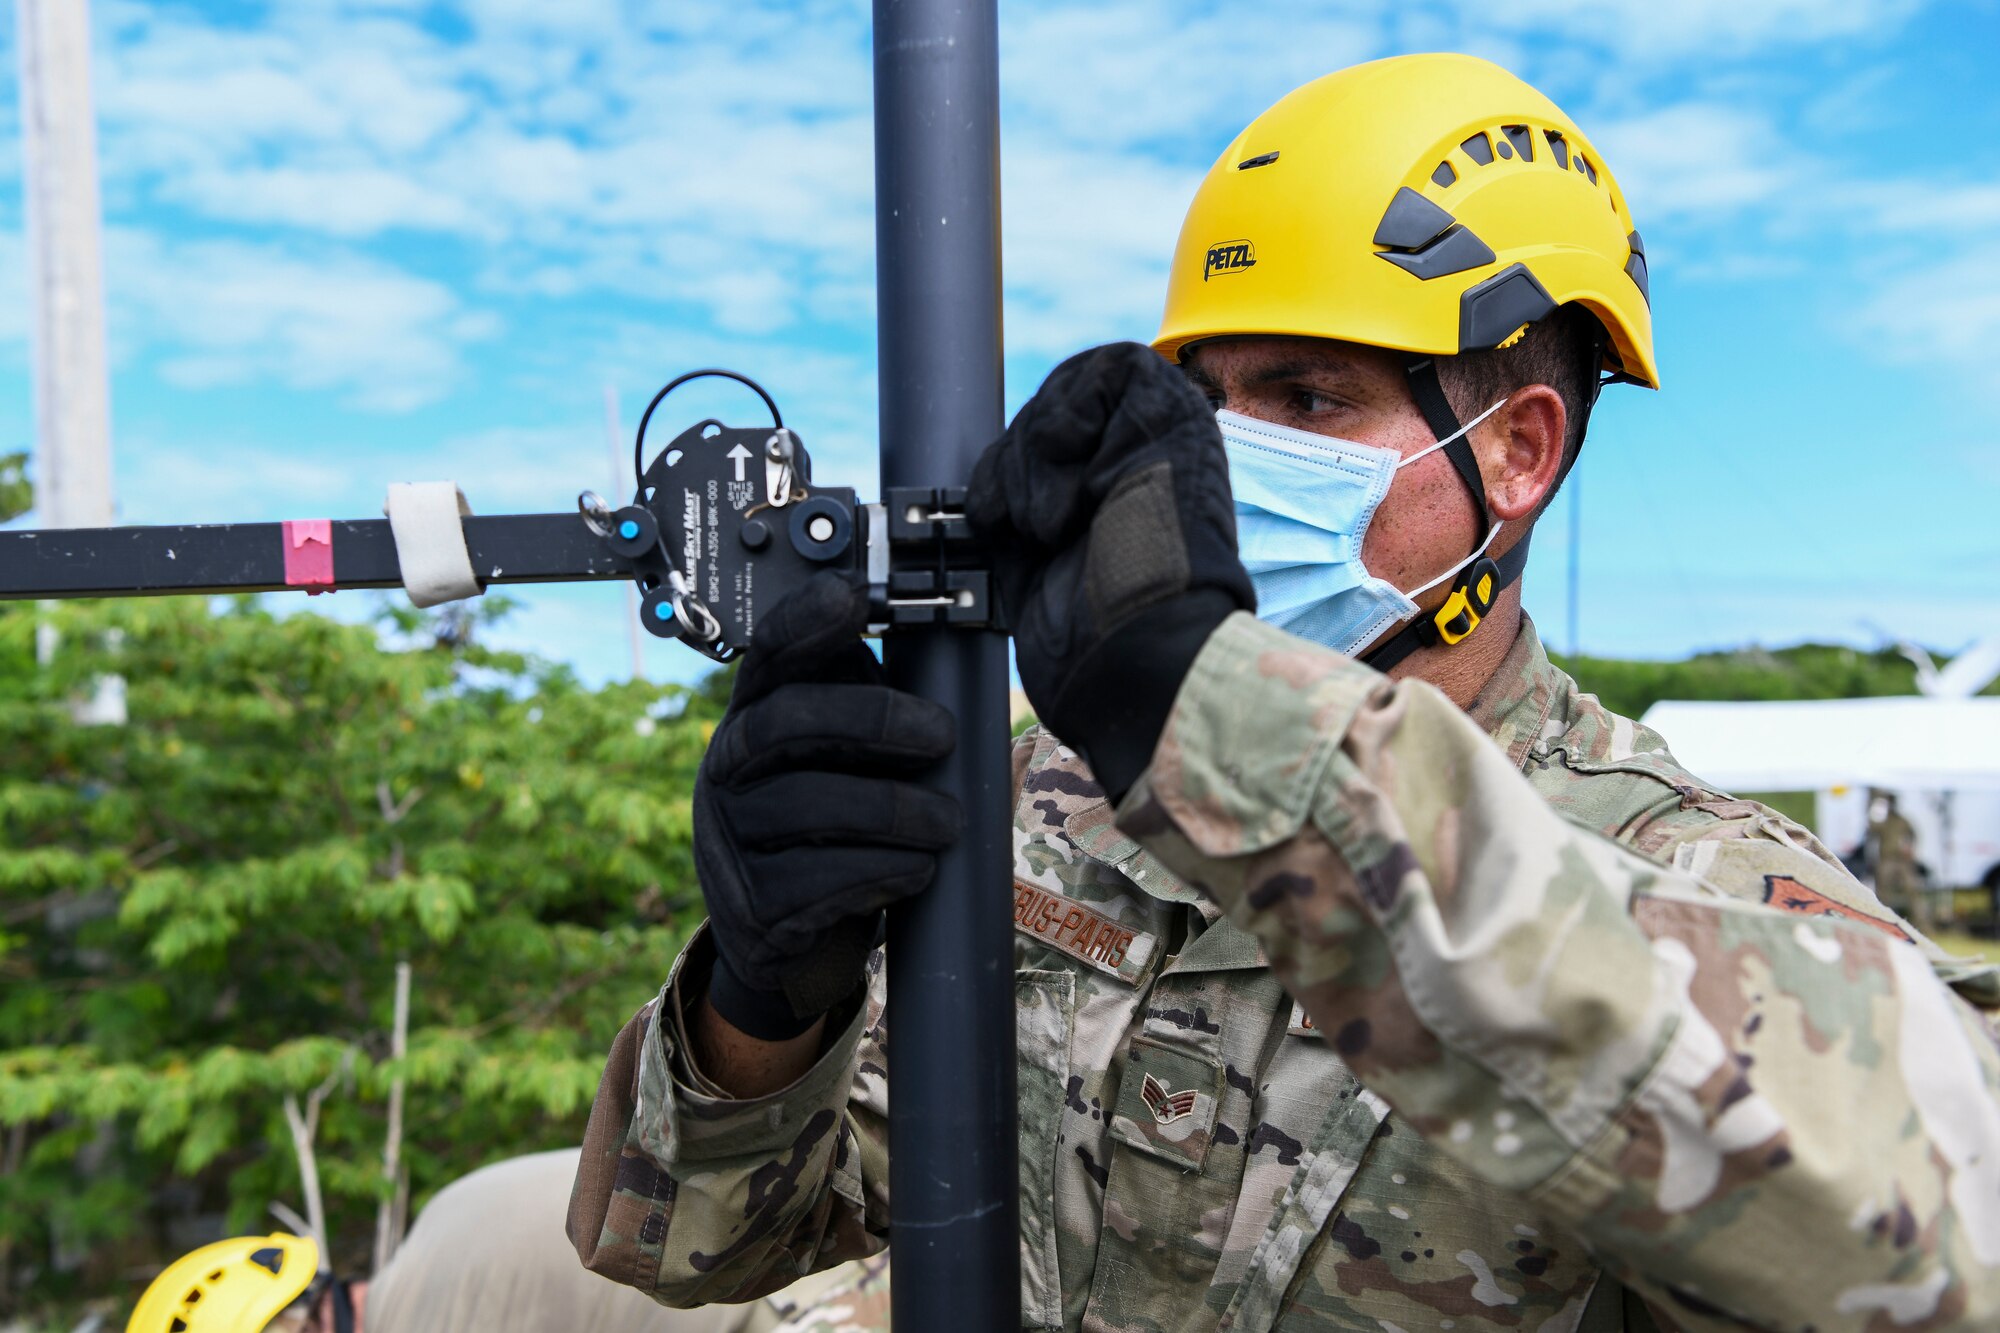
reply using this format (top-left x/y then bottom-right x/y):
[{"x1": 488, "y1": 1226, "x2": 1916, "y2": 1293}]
[{"x1": 571, "y1": 614, "x2": 2000, "y2": 1332}]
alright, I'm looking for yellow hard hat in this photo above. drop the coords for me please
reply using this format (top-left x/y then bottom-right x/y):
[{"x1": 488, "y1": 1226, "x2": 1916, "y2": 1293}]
[
  {"x1": 128, "y1": 1233, "x2": 318, "y2": 1333},
  {"x1": 1153, "y1": 52, "x2": 1657, "y2": 389}
]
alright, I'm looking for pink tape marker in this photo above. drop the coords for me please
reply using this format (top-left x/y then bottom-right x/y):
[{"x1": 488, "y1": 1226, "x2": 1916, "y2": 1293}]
[{"x1": 282, "y1": 519, "x2": 335, "y2": 594}]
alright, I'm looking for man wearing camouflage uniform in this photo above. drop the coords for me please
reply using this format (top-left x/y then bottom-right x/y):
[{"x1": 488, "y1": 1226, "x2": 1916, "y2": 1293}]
[
  {"x1": 1870, "y1": 791, "x2": 1929, "y2": 935},
  {"x1": 570, "y1": 55, "x2": 2000, "y2": 1331}
]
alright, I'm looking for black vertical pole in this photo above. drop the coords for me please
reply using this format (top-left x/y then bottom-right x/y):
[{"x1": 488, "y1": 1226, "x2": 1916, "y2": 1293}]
[{"x1": 873, "y1": 0, "x2": 1020, "y2": 1327}]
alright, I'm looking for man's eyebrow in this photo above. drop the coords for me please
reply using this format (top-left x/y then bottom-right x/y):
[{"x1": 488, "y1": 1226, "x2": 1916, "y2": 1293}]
[{"x1": 1239, "y1": 357, "x2": 1366, "y2": 389}]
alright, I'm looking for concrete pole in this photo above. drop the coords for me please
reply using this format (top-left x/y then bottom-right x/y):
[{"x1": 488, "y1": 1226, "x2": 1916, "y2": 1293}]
[{"x1": 17, "y1": 0, "x2": 115, "y2": 530}]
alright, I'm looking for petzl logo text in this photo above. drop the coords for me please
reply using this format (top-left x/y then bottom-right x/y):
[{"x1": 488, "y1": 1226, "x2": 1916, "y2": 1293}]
[{"x1": 1203, "y1": 239, "x2": 1256, "y2": 281}]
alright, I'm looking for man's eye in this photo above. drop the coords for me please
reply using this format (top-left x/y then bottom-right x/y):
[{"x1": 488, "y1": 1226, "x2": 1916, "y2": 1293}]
[{"x1": 1291, "y1": 389, "x2": 1342, "y2": 415}]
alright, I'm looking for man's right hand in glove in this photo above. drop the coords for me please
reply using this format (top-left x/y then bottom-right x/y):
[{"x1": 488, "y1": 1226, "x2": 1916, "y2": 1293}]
[{"x1": 690, "y1": 571, "x2": 960, "y2": 1091}]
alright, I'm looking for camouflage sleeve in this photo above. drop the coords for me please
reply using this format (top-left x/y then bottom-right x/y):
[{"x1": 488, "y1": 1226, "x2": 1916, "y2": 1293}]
[
  {"x1": 569, "y1": 926, "x2": 890, "y2": 1307},
  {"x1": 1120, "y1": 612, "x2": 2000, "y2": 1332}
]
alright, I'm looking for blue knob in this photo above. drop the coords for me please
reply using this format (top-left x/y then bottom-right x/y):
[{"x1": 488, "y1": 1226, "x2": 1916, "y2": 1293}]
[
  {"x1": 618, "y1": 519, "x2": 641, "y2": 540},
  {"x1": 654, "y1": 603, "x2": 672, "y2": 620}
]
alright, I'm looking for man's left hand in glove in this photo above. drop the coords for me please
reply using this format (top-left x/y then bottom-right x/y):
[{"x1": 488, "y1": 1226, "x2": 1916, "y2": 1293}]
[{"x1": 966, "y1": 341, "x2": 1254, "y2": 801}]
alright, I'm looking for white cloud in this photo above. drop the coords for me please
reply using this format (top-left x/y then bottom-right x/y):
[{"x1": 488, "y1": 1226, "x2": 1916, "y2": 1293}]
[
  {"x1": 1856, "y1": 242, "x2": 2000, "y2": 374},
  {"x1": 1842, "y1": 180, "x2": 2000, "y2": 237},
  {"x1": 1592, "y1": 102, "x2": 1795, "y2": 223},
  {"x1": 64, "y1": 0, "x2": 1999, "y2": 405},
  {"x1": 97, "y1": 14, "x2": 469, "y2": 161},
  {"x1": 115, "y1": 432, "x2": 358, "y2": 526},
  {"x1": 999, "y1": 141, "x2": 1188, "y2": 357},
  {"x1": 1444, "y1": 0, "x2": 1926, "y2": 62},
  {"x1": 998, "y1": 5, "x2": 1380, "y2": 154},
  {"x1": 105, "y1": 230, "x2": 496, "y2": 411},
  {"x1": 166, "y1": 165, "x2": 478, "y2": 238}
]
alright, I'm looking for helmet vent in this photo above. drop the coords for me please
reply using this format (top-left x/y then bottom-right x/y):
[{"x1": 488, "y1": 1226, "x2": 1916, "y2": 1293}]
[
  {"x1": 1431, "y1": 161, "x2": 1457, "y2": 187},
  {"x1": 1625, "y1": 229, "x2": 1650, "y2": 303},
  {"x1": 1374, "y1": 187, "x2": 1455, "y2": 249},
  {"x1": 1375, "y1": 188, "x2": 1496, "y2": 280},
  {"x1": 1501, "y1": 126, "x2": 1534, "y2": 161},
  {"x1": 1493, "y1": 135, "x2": 1514, "y2": 160},
  {"x1": 1237, "y1": 150, "x2": 1280, "y2": 171},
  {"x1": 1545, "y1": 129, "x2": 1571, "y2": 169},
  {"x1": 1576, "y1": 153, "x2": 1598, "y2": 185},
  {"x1": 1381, "y1": 226, "x2": 1497, "y2": 280},
  {"x1": 1459, "y1": 132, "x2": 1494, "y2": 166}
]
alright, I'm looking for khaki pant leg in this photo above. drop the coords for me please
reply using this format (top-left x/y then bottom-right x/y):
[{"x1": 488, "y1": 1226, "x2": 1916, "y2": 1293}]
[{"x1": 739, "y1": 1255, "x2": 892, "y2": 1333}]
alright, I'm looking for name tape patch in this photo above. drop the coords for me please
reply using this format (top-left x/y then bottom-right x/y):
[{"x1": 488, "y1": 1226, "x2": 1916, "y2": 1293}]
[{"x1": 1013, "y1": 880, "x2": 1154, "y2": 981}]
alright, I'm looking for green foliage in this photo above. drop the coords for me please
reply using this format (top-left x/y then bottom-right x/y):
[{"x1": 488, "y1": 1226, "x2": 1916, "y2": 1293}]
[
  {"x1": 0, "y1": 595, "x2": 718, "y2": 1318},
  {"x1": 0, "y1": 578, "x2": 1976, "y2": 1320},
  {"x1": 1549, "y1": 640, "x2": 1946, "y2": 720},
  {"x1": 0, "y1": 452, "x2": 27, "y2": 525}
]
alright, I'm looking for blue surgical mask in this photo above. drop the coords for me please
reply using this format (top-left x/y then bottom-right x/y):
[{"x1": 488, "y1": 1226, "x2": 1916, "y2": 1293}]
[{"x1": 1218, "y1": 403, "x2": 1505, "y2": 656}]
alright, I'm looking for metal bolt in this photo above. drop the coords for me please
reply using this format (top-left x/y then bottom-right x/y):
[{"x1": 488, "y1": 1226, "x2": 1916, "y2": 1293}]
[{"x1": 807, "y1": 515, "x2": 835, "y2": 543}]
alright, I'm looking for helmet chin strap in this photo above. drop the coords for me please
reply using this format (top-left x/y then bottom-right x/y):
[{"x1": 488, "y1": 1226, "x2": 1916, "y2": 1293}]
[{"x1": 1359, "y1": 356, "x2": 1529, "y2": 673}]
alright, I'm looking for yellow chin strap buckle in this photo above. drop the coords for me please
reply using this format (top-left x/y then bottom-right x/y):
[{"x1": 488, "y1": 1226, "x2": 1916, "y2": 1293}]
[
  {"x1": 1363, "y1": 540, "x2": 1526, "y2": 673},
  {"x1": 1431, "y1": 556, "x2": 1500, "y2": 646}
]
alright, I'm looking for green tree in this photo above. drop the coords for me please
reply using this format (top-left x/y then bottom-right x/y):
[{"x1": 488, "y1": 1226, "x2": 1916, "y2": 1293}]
[
  {"x1": 0, "y1": 594, "x2": 716, "y2": 1321},
  {"x1": 1550, "y1": 641, "x2": 1935, "y2": 718},
  {"x1": 0, "y1": 452, "x2": 30, "y2": 525}
]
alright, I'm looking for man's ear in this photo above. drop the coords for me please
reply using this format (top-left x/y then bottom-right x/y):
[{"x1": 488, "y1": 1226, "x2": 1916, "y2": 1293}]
[{"x1": 1479, "y1": 384, "x2": 1567, "y2": 522}]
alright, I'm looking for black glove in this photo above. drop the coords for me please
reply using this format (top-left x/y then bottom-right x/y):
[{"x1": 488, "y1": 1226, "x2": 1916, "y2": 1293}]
[
  {"x1": 693, "y1": 571, "x2": 961, "y2": 1039},
  {"x1": 967, "y1": 341, "x2": 1253, "y2": 800}
]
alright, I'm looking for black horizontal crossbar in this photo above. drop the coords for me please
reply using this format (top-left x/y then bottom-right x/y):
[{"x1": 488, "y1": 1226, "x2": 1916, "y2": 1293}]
[{"x1": 0, "y1": 513, "x2": 631, "y2": 600}]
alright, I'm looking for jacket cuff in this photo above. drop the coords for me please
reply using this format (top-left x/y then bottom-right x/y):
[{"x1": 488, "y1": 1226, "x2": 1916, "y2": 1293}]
[
  {"x1": 1119, "y1": 612, "x2": 1384, "y2": 860},
  {"x1": 635, "y1": 926, "x2": 869, "y2": 1165}
]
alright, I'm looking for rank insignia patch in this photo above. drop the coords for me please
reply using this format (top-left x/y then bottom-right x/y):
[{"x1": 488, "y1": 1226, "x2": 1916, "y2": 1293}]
[
  {"x1": 1112, "y1": 1038, "x2": 1222, "y2": 1169},
  {"x1": 1139, "y1": 1073, "x2": 1197, "y2": 1125},
  {"x1": 1761, "y1": 874, "x2": 1911, "y2": 942}
]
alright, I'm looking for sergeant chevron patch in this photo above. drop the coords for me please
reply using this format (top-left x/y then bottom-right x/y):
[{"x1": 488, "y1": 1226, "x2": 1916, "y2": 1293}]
[{"x1": 1140, "y1": 1073, "x2": 1198, "y2": 1125}]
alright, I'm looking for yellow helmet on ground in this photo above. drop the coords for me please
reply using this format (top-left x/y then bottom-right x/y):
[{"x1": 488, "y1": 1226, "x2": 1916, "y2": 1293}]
[
  {"x1": 128, "y1": 1233, "x2": 318, "y2": 1333},
  {"x1": 1153, "y1": 52, "x2": 1656, "y2": 388}
]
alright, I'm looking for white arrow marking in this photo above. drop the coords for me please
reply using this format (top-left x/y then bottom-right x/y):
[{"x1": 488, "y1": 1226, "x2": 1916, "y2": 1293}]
[{"x1": 726, "y1": 442, "x2": 754, "y2": 482}]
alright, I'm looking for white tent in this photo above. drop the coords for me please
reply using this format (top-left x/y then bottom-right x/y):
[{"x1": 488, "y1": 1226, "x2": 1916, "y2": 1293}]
[{"x1": 1641, "y1": 697, "x2": 2000, "y2": 794}]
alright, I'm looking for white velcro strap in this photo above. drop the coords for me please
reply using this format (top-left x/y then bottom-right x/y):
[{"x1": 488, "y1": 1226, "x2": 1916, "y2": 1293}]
[{"x1": 383, "y1": 482, "x2": 481, "y2": 608}]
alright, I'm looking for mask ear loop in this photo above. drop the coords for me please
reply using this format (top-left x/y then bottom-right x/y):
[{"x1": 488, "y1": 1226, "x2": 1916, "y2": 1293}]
[
  {"x1": 1392, "y1": 393, "x2": 1509, "y2": 475},
  {"x1": 1407, "y1": 514, "x2": 1503, "y2": 601},
  {"x1": 1386, "y1": 393, "x2": 1509, "y2": 602},
  {"x1": 1358, "y1": 359, "x2": 1513, "y2": 671}
]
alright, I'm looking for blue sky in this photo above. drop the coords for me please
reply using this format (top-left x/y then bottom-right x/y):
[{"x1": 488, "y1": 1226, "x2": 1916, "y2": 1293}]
[{"x1": 1, "y1": 0, "x2": 1998, "y2": 685}]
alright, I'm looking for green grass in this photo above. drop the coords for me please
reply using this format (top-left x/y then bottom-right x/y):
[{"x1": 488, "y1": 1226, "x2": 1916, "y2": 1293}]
[
  {"x1": 1928, "y1": 924, "x2": 1994, "y2": 959},
  {"x1": 1737, "y1": 790, "x2": 1818, "y2": 828}
]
